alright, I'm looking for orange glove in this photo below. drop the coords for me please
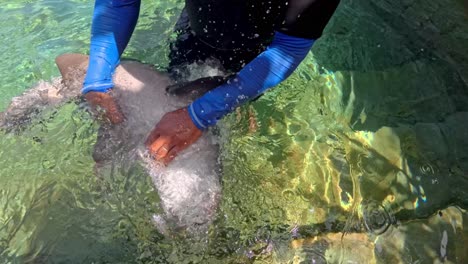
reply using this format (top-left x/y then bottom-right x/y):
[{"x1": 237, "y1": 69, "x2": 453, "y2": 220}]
[
  {"x1": 145, "y1": 108, "x2": 203, "y2": 165},
  {"x1": 84, "y1": 91, "x2": 125, "y2": 124}
]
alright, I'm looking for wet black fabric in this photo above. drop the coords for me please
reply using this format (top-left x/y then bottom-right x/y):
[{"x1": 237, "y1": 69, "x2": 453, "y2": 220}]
[
  {"x1": 168, "y1": 21, "x2": 265, "y2": 75},
  {"x1": 169, "y1": 0, "x2": 340, "y2": 75},
  {"x1": 185, "y1": 0, "x2": 340, "y2": 49}
]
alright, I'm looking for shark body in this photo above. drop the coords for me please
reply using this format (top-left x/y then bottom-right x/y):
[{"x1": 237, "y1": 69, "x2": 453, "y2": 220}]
[{"x1": 0, "y1": 54, "x2": 223, "y2": 234}]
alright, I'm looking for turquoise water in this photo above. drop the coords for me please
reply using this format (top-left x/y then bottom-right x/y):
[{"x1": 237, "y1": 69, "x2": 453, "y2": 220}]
[{"x1": 1, "y1": 0, "x2": 468, "y2": 263}]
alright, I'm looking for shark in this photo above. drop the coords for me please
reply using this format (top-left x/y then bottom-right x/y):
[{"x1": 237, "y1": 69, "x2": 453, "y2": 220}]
[{"x1": 0, "y1": 53, "x2": 225, "y2": 235}]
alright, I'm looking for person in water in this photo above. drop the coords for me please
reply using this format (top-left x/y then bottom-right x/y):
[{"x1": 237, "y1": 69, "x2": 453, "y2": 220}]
[{"x1": 83, "y1": 0, "x2": 340, "y2": 164}]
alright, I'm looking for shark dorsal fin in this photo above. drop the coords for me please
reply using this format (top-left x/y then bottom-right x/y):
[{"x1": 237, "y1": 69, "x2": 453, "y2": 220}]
[{"x1": 55, "y1": 53, "x2": 89, "y2": 83}]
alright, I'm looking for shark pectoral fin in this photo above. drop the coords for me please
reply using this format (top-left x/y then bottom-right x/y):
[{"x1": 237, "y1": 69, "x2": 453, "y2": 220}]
[
  {"x1": 55, "y1": 53, "x2": 89, "y2": 84},
  {"x1": 166, "y1": 75, "x2": 230, "y2": 100}
]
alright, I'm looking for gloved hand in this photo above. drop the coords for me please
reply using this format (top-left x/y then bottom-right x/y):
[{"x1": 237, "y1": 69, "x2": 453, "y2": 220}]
[{"x1": 145, "y1": 108, "x2": 202, "y2": 165}]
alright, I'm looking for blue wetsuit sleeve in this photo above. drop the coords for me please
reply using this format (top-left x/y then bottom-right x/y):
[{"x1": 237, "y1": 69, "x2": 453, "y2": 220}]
[
  {"x1": 188, "y1": 31, "x2": 315, "y2": 129},
  {"x1": 82, "y1": 0, "x2": 141, "y2": 94}
]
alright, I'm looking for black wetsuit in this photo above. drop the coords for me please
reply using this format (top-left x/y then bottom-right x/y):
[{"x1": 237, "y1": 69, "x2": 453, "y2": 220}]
[{"x1": 169, "y1": 0, "x2": 340, "y2": 73}]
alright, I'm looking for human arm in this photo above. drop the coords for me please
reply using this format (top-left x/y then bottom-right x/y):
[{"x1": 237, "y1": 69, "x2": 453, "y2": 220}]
[
  {"x1": 83, "y1": 0, "x2": 140, "y2": 93},
  {"x1": 82, "y1": 0, "x2": 141, "y2": 123},
  {"x1": 185, "y1": 0, "x2": 341, "y2": 128},
  {"x1": 146, "y1": 0, "x2": 340, "y2": 164},
  {"x1": 146, "y1": 32, "x2": 314, "y2": 164},
  {"x1": 188, "y1": 31, "x2": 314, "y2": 129}
]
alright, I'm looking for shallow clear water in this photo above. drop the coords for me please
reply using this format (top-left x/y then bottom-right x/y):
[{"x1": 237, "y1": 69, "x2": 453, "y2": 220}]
[{"x1": 1, "y1": 0, "x2": 468, "y2": 263}]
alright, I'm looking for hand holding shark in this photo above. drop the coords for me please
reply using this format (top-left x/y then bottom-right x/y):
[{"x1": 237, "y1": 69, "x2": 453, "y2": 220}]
[
  {"x1": 54, "y1": 53, "x2": 223, "y2": 166},
  {"x1": 84, "y1": 91, "x2": 125, "y2": 124},
  {"x1": 54, "y1": 53, "x2": 125, "y2": 125},
  {"x1": 145, "y1": 107, "x2": 202, "y2": 165}
]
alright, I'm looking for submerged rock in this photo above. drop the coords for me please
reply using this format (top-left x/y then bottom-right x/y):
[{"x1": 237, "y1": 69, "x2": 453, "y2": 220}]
[{"x1": 279, "y1": 206, "x2": 467, "y2": 263}]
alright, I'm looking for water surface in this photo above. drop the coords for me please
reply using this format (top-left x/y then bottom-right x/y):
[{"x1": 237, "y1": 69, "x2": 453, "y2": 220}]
[{"x1": 1, "y1": 0, "x2": 467, "y2": 263}]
